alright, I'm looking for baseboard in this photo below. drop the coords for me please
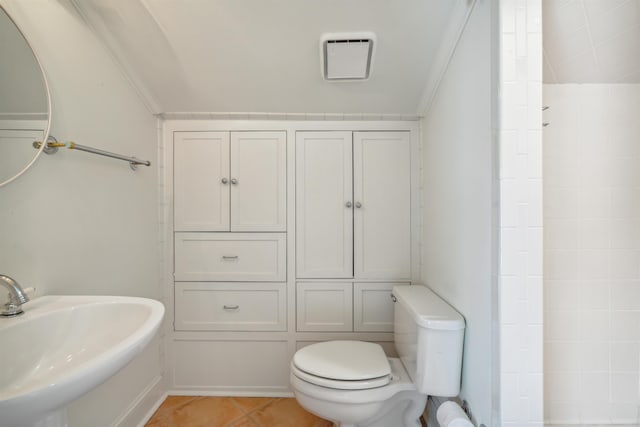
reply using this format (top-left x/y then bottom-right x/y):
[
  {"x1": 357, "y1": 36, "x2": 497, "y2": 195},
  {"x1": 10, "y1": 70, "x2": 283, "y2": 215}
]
[
  {"x1": 167, "y1": 389, "x2": 294, "y2": 398},
  {"x1": 134, "y1": 390, "x2": 168, "y2": 427},
  {"x1": 111, "y1": 375, "x2": 165, "y2": 427}
]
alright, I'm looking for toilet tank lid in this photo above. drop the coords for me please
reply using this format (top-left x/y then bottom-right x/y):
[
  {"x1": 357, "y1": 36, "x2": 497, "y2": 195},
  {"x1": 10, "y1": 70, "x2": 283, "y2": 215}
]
[{"x1": 392, "y1": 285, "x2": 465, "y2": 330}]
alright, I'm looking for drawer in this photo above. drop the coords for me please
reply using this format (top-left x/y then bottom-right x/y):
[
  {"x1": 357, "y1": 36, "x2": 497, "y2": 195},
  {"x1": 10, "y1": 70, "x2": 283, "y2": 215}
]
[
  {"x1": 174, "y1": 232, "x2": 286, "y2": 281},
  {"x1": 175, "y1": 282, "x2": 286, "y2": 331},
  {"x1": 354, "y1": 282, "x2": 407, "y2": 332},
  {"x1": 296, "y1": 282, "x2": 352, "y2": 332}
]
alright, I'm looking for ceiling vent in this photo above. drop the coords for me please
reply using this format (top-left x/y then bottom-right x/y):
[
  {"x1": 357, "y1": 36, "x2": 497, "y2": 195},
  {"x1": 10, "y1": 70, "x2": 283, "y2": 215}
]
[{"x1": 321, "y1": 32, "x2": 376, "y2": 81}]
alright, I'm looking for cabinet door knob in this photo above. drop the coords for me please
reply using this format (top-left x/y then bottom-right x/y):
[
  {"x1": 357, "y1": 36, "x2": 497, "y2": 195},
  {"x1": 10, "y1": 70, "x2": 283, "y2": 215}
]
[
  {"x1": 223, "y1": 305, "x2": 239, "y2": 310},
  {"x1": 345, "y1": 201, "x2": 353, "y2": 208},
  {"x1": 222, "y1": 255, "x2": 239, "y2": 260},
  {"x1": 230, "y1": 178, "x2": 238, "y2": 185},
  {"x1": 355, "y1": 202, "x2": 362, "y2": 209},
  {"x1": 221, "y1": 177, "x2": 229, "y2": 185}
]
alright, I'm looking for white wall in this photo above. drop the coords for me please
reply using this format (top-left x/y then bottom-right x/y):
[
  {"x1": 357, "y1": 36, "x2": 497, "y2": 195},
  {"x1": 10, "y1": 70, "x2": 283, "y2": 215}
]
[
  {"x1": 421, "y1": 0, "x2": 496, "y2": 425},
  {"x1": 0, "y1": 1, "x2": 163, "y2": 426},
  {"x1": 543, "y1": 84, "x2": 640, "y2": 424}
]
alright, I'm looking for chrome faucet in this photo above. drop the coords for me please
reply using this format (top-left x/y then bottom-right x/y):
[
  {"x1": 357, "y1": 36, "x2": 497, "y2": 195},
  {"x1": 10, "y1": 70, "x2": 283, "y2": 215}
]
[{"x1": 0, "y1": 275, "x2": 30, "y2": 317}]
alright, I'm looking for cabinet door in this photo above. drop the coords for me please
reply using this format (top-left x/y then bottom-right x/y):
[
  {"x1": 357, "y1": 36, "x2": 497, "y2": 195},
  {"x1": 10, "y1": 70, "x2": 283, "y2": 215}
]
[
  {"x1": 296, "y1": 132, "x2": 353, "y2": 278},
  {"x1": 296, "y1": 282, "x2": 353, "y2": 332},
  {"x1": 173, "y1": 340, "x2": 290, "y2": 391},
  {"x1": 353, "y1": 132, "x2": 411, "y2": 279},
  {"x1": 230, "y1": 131, "x2": 286, "y2": 232},
  {"x1": 174, "y1": 131, "x2": 230, "y2": 231}
]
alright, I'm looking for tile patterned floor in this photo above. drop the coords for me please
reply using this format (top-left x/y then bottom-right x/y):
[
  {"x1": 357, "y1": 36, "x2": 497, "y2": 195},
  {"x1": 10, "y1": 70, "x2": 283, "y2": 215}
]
[{"x1": 145, "y1": 396, "x2": 334, "y2": 427}]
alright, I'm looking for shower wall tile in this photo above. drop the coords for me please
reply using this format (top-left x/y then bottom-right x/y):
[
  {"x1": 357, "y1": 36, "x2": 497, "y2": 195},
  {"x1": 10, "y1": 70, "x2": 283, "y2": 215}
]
[
  {"x1": 579, "y1": 188, "x2": 611, "y2": 218},
  {"x1": 611, "y1": 342, "x2": 640, "y2": 372},
  {"x1": 543, "y1": 84, "x2": 640, "y2": 424},
  {"x1": 611, "y1": 219, "x2": 640, "y2": 249},
  {"x1": 610, "y1": 403, "x2": 639, "y2": 424},
  {"x1": 545, "y1": 402, "x2": 580, "y2": 423},
  {"x1": 544, "y1": 280, "x2": 580, "y2": 310},
  {"x1": 611, "y1": 281, "x2": 640, "y2": 310},
  {"x1": 579, "y1": 342, "x2": 609, "y2": 371},
  {"x1": 580, "y1": 280, "x2": 610, "y2": 310}
]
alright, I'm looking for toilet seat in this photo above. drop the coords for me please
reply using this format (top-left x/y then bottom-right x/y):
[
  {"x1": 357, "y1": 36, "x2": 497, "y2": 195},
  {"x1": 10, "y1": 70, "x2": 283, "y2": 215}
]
[{"x1": 292, "y1": 341, "x2": 392, "y2": 390}]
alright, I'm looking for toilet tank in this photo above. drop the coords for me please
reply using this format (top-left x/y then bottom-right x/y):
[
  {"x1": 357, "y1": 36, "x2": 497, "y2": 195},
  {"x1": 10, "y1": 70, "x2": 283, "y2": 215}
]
[{"x1": 392, "y1": 285, "x2": 465, "y2": 397}]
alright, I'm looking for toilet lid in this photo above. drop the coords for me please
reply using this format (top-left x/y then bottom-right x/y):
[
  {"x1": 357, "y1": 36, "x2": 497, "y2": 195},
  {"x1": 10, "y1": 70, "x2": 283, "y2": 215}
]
[{"x1": 293, "y1": 341, "x2": 391, "y2": 382}]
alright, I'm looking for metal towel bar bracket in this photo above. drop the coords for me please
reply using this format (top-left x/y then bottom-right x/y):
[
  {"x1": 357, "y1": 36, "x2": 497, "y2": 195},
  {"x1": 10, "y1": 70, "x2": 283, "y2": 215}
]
[{"x1": 33, "y1": 135, "x2": 151, "y2": 170}]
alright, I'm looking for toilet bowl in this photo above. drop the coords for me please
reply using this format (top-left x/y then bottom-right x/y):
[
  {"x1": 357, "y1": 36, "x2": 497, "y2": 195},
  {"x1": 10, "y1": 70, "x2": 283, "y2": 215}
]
[
  {"x1": 290, "y1": 285, "x2": 466, "y2": 427},
  {"x1": 291, "y1": 348, "x2": 427, "y2": 427}
]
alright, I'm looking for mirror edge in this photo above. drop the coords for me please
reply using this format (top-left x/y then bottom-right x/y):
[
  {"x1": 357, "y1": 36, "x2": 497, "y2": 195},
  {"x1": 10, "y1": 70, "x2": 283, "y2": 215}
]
[{"x1": 0, "y1": 3, "x2": 52, "y2": 188}]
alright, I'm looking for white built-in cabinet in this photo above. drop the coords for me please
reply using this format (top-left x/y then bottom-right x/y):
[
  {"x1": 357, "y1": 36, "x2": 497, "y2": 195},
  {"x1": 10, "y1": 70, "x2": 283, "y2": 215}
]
[
  {"x1": 172, "y1": 130, "x2": 288, "y2": 337},
  {"x1": 174, "y1": 131, "x2": 286, "y2": 232},
  {"x1": 296, "y1": 131, "x2": 411, "y2": 279},
  {"x1": 295, "y1": 131, "x2": 411, "y2": 333},
  {"x1": 169, "y1": 124, "x2": 415, "y2": 394}
]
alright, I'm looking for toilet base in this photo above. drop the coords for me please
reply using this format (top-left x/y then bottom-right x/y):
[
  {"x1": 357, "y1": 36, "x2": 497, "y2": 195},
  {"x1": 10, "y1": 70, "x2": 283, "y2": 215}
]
[
  {"x1": 291, "y1": 358, "x2": 427, "y2": 427},
  {"x1": 353, "y1": 390, "x2": 426, "y2": 427},
  {"x1": 295, "y1": 387, "x2": 427, "y2": 427}
]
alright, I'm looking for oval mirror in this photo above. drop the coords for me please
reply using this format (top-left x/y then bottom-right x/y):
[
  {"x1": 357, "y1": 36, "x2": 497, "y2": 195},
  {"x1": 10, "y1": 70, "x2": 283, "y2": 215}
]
[{"x1": 0, "y1": 5, "x2": 51, "y2": 188}]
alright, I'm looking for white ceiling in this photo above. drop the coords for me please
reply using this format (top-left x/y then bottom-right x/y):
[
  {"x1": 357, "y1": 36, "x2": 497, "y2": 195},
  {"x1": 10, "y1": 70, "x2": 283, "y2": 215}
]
[
  {"x1": 70, "y1": 0, "x2": 467, "y2": 116},
  {"x1": 68, "y1": 0, "x2": 639, "y2": 114},
  {"x1": 543, "y1": 0, "x2": 640, "y2": 84}
]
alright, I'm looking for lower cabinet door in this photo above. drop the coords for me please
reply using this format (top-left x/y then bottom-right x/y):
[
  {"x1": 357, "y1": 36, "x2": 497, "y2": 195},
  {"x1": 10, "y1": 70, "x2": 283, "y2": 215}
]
[
  {"x1": 175, "y1": 282, "x2": 286, "y2": 331},
  {"x1": 172, "y1": 339, "x2": 290, "y2": 392},
  {"x1": 296, "y1": 282, "x2": 353, "y2": 332},
  {"x1": 354, "y1": 282, "x2": 408, "y2": 332}
]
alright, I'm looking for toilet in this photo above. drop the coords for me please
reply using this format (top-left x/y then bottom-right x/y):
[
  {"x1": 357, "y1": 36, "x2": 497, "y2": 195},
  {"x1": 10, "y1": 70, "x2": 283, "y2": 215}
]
[{"x1": 290, "y1": 284, "x2": 465, "y2": 427}]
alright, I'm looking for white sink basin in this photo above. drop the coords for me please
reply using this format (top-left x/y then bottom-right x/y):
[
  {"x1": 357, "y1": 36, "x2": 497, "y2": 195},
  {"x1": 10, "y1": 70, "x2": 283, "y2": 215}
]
[{"x1": 0, "y1": 295, "x2": 164, "y2": 427}]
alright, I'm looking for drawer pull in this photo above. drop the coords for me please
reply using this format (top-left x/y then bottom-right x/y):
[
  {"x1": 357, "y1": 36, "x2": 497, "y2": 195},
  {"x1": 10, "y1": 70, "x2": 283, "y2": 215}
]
[
  {"x1": 222, "y1": 255, "x2": 239, "y2": 260},
  {"x1": 223, "y1": 305, "x2": 239, "y2": 310}
]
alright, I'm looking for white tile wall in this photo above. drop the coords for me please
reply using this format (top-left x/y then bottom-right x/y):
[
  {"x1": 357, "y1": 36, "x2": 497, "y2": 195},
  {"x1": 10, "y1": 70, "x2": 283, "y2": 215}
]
[
  {"x1": 500, "y1": 1, "x2": 544, "y2": 425},
  {"x1": 542, "y1": 0, "x2": 640, "y2": 84},
  {"x1": 543, "y1": 84, "x2": 640, "y2": 424}
]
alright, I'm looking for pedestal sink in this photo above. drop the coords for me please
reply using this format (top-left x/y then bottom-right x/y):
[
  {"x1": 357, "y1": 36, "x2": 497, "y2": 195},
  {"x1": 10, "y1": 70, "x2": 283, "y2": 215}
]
[{"x1": 0, "y1": 295, "x2": 164, "y2": 427}]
